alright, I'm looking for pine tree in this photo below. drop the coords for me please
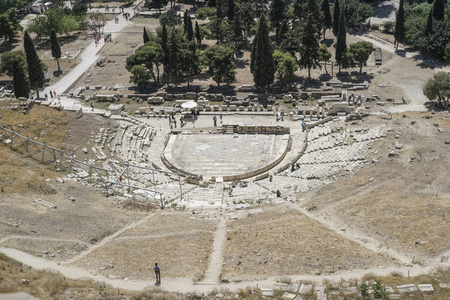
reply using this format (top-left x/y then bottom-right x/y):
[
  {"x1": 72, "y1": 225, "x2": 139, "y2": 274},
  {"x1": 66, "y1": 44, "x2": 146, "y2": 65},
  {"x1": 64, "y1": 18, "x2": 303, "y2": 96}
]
[
  {"x1": 12, "y1": 59, "x2": 30, "y2": 98},
  {"x1": 335, "y1": 11, "x2": 347, "y2": 72},
  {"x1": 143, "y1": 27, "x2": 150, "y2": 43},
  {"x1": 425, "y1": 9, "x2": 433, "y2": 36},
  {"x1": 299, "y1": 14, "x2": 321, "y2": 79},
  {"x1": 50, "y1": 29, "x2": 61, "y2": 72},
  {"x1": 227, "y1": 0, "x2": 235, "y2": 21},
  {"x1": 23, "y1": 31, "x2": 44, "y2": 98},
  {"x1": 321, "y1": 0, "x2": 332, "y2": 39},
  {"x1": 195, "y1": 21, "x2": 201, "y2": 44},
  {"x1": 433, "y1": 0, "x2": 444, "y2": 21},
  {"x1": 394, "y1": 0, "x2": 405, "y2": 48},
  {"x1": 187, "y1": 16, "x2": 194, "y2": 41},
  {"x1": 251, "y1": 15, "x2": 275, "y2": 89},
  {"x1": 269, "y1": 0, "x2": 286, "y2": 43},
  {"x1": 332, "y1": 0, "x2": 340, "y2": 37}
]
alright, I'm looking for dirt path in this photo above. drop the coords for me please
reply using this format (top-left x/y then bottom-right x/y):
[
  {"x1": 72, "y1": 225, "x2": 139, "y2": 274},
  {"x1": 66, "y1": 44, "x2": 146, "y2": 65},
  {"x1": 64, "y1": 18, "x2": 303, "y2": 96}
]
[
  {"x1": 0, "y1": 235, "x2": 91, "y2": 247},
  {"x1": 64, "y1": 213, "x2": 156, "y2": 265},
  {"x1": 199, "y1": 217, "x2": 227, "y2": 284},
  {"x1": 353, "y1": 33, "x2": 450, "y2": 113},
  {"x1": 115, "y1": 229, "x2": 214, "y2": 240}
]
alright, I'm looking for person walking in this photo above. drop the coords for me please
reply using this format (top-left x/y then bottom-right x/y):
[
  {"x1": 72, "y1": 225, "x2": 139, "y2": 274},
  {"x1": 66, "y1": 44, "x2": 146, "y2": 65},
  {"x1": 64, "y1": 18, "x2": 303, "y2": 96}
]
[
  {"x1": 213, "y1": 115, "x2": 217, "y2": 127},
  {"x1": 153, "y1": 263, "x2": 161, "y2": 285}
]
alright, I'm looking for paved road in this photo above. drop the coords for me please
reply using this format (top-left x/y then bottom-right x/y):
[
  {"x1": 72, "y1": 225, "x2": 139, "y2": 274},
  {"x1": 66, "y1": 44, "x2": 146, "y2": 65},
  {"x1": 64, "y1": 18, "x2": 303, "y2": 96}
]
[{"x1": 42, "y1": 1, "x2": 140, "y2": 102}]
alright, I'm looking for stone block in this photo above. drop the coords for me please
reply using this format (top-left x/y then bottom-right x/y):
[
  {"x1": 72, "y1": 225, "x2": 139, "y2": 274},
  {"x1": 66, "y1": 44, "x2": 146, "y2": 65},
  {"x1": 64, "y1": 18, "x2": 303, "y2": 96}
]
[
  {"x1": 418, "y1": 284, "x2": 434, "y2": 292},
  {"x1": 397, "y1": 284, "x2": 417, "y2": 293}
]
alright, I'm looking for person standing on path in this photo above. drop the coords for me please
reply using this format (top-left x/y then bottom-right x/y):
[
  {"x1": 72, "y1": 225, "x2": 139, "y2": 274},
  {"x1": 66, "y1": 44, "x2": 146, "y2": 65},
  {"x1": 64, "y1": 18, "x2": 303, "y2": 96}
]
[
  {"x1": 213, "y1": 115, "x2": 217, "y2": 127},
  {"x1": 153, "y1": 263, "x2": 161, "y2": 285}
]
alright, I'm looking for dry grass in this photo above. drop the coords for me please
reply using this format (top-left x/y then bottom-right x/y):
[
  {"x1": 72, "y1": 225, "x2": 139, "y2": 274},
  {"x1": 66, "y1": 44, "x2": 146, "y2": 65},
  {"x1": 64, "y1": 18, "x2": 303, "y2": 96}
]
[
  {"x1": 0, "y1": 105, "x2": 70, "y2": 195},
  {"x1": 0, "y1": 254, "x2": 184, "y2": 299},
  {"x1": 120, "y1": 212, "x2": 216, "y2": 237},
  {"x1": 302, "y1": 114, "x2": 450, "y2": 258},
  {"x1": 222, "y1": 207, "x2": 397, "y2": 281},
  {"x1": 73, "y1": 214, "x2": 216, "y2": 281}
]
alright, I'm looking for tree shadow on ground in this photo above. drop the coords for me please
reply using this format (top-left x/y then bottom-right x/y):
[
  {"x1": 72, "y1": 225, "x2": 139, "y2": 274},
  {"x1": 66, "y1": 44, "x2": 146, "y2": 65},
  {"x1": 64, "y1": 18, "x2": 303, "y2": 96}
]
[
  {"x1": 424, "y1": 101, "x2": 449, "y2": 112},
  {"x1": 320, "y1": 38, "x2": 334, "y2": 47},
  {"x1": 36, "y1": 35, "x2": 82, "y2": 51},
  {"x1": 52, "y1": 70, "x2": 63, "y2": 77},
  {"x1": 235, "y1": 58, "x2": 250, "y2": 69},
  {"x1": 336, "y1": 72, "x2": 374, "y2": 84},
  {"x1": 0, "y1": 37, "x2": 21, "y2": 54},
  {"x1": 318, "y1": 73, "x2": 333, "y2": 82}
]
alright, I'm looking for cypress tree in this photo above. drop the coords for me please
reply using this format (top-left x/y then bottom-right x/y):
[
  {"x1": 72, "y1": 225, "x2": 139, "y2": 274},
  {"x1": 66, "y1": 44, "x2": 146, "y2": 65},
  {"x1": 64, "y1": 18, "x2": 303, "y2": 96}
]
[
  {"x1": 269, "y1": 0, "x2": 287, "y2": 42},
  {"x1": 161, "y1": 23, "x2": 169, "y2": 82},
  {"x1": 394, "y1": 0, "x2": 405, "y2": 48},
  {"x1": 227, "y1": 0, "x2": 235, "y2": 21},
  {"x1": 299, "y1": 14, "x2": 321, "y2": 79},
  {"x1": 427, "y1": 0, "x2": 433, "y2": 4},
  {"x1": 335, "y1": 11, "x2": 347, "y2": 72},
  {"x1": 208, "y1": 0, "x2": 216, "y2": 7},
  {"x1": 183, "y1": 10, "x2": 188, "y2": 33},
  {"x1": 425, "y1": 9, "x2": 433, "y2": 36},
  {"x1": 50, "y1": 29, "x2": 61, "y2": 72},
  {"x1": 332, "y1": 0, "x2": 340, "y2": 37},
  {"x1": 433, "y1": 0, "x2": 444, "y2": 21},
  {"x1": 168, "y1": 28, "x2": 180, "y2": 83},
  {"x1": 195, "y1": 21, "x2": 201, "y2": 44},
  {"x1": 187, "y1": 16, "x2": 194, "y2": 41},
  {"x1": 322, "y1": 0, "x2": 332, "y2": 39},
  {"x1": 13, "y1": 59, "x2": 30, "y2": 98},
  {"x1": 251, "y1": 15, "x2": 275, "y2": 89},
  {"x1": 143, "y1": 27, "x2": 150, "y2": 43},
  {"x1": 23, "y1": 31, "x2": 44, "y2": 98},
  {"x1": 279, "y1": 19, "x2": 289, "y2": 43}
]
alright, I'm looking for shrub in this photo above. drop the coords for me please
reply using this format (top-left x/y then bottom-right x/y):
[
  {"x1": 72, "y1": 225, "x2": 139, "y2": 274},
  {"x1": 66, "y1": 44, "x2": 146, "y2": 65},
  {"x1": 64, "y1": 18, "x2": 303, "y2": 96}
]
[{"x1": 382, "y1": 21, "x2": 394, "y2": 33}]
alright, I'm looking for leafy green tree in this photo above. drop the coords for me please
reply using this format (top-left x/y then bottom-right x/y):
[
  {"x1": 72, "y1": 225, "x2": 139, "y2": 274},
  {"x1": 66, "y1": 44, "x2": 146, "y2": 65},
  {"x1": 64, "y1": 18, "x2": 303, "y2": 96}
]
[
  {"x1": 321, "y1": 0, "x2": 332, "y2": 39},
  {"x1": 126, "y1": 41, "x2": 162, "y2": 85},
  {"x1": 349, "y1": 41, "x2": 372, "y2": 73},
  {"x1": 335, "y1": 10, "x2": 347, "y2": 72},
  {"x1": 446, "y1": 41, "x2": 450, "y2": 62},
  {"x1": 416, "y1": 18, "x2": 450, "y2": 59},
  {"x1": 72, "y1": 0, "x2": 87, "y2": 16},
  {"x1": 269, "y1": 0, "x2": 286, "y2": 42},
  {"x1": 12, "y1": 58, "x2": 30, "y2": 98},
  {"x1": 394, "y1": 0, "x2": 405, "y2": 48},
  {"x1": 299, "y1": 14, "x2": 321, "y2": 79},
  {"x1": 145, "y1": 0, "x2": 168, "y2": 14},
  {"x1": 273, "y1": 50, "x2": 298, "y2": 85},
  {"x1": 195, "y1": 21, "x2": 202, "y2": 44},
  {"x1": 332, "y1": 0, "x2": 340, "y2": 36},
  {"x1": 0, "y1": 51, "x2": 27, "y2": 76},
  {"x1": 202, "y1": 45, "x2": 235, "y2": 86},
  {"x1": 251, "y1": 15, "x2": 275, "y2": 89},
  {"x1": 423, "y1": 72, "x2": 450, "y2": 107},
  {"x1": 425, "y1": 9, "x2": 433, "y2": 36},
  {"x1": 86, "y1": 12, "x2": 106, "y2": 34},
  {"x1": 0, "y1": 8, "x2": 21, "y2": 45},
  {"x1": 159, "y1": 10, "x2": 180, "y2": 26},
  {"x1": 433, "y1": 0, "x2": 444, "y2": 21},
  {"x1": 129, "y1": 65, "x2": 152, "y2": 88},
  {"x1": 0, "y1": 0, "x2": 33, "y2": 14},
  {"x1": 50, "y1": 30, "x2": 61, "y2": 72},
  {"x1": 27, "y1": 8, "x2": 79, "y2": 38},
  {"x1": 341, "y1": 48, "x2": 354, "y2": 69},
  {"x1": 207, "y1": 18, "x2": 229, "y2": 43},
  {"x1": 318, "y1": 44, "x2": 332, "y2": 74},
  {"x1": 343, "y1": 0, "x2": 373, "y2": 29}
]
